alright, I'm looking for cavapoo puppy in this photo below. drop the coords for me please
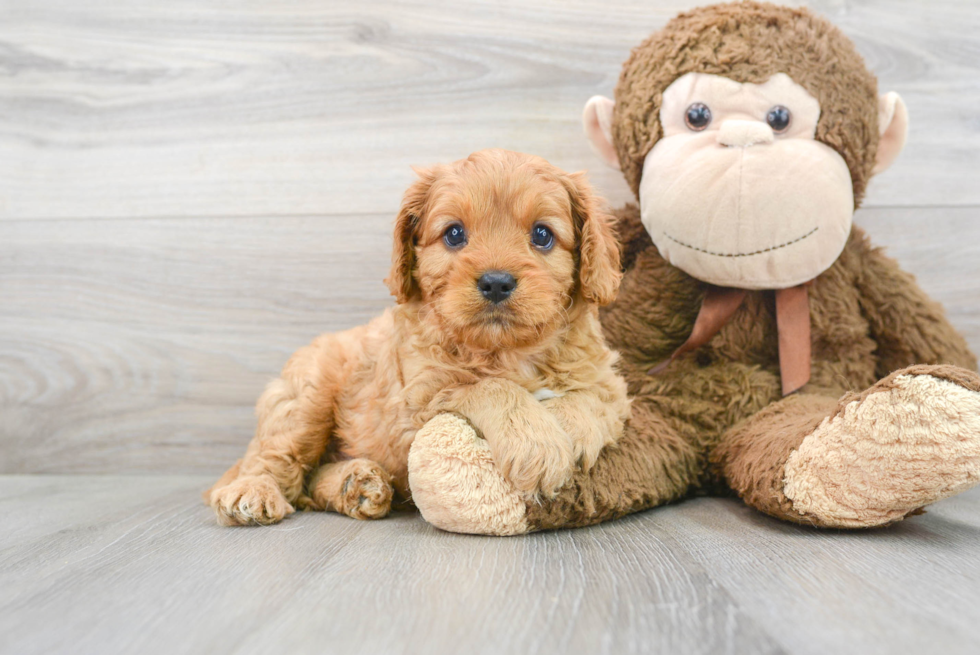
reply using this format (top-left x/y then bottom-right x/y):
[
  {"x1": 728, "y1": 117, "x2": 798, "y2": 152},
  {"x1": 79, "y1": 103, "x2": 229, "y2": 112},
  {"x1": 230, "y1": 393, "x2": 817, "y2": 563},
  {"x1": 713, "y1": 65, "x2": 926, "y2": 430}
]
[{"x1": 206, "y1": 148, "x2": 629, "y2": 526}]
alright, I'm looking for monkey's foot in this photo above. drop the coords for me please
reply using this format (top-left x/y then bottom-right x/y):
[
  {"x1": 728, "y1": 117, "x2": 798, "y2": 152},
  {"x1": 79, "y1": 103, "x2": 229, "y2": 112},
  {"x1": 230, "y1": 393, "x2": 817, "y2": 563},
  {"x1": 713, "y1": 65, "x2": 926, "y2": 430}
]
[
  {"x1": 784, "y1": 365, "x2": 980, "y2": 528},
  {"x1": 408, "y1": 413, "x2": 529, "y2": 536}
]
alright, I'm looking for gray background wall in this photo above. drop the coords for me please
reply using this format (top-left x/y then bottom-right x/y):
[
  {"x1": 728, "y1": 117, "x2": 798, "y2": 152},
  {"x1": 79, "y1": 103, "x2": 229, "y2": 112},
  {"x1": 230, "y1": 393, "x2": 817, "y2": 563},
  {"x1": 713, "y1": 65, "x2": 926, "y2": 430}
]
[{"x1": 2, "y1": 0, "x2": 979, "y2": 474}]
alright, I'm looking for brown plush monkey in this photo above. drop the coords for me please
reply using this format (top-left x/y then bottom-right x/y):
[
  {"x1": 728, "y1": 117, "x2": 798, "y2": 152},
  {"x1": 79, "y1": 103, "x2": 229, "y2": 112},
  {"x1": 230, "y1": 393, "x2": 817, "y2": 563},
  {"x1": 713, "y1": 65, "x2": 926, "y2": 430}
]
[{"x1": 406, "y1": 1, "x2": 980, "y2": 535}]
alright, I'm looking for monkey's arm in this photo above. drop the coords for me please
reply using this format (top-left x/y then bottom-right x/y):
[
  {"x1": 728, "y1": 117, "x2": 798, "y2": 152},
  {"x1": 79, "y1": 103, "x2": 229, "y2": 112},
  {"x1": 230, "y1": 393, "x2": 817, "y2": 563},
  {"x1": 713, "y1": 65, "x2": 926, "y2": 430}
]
[
  {"x1": 408, "y1": 392, "x2": 702, "y2": 535},
  {"x1": 847, "y1": 227, "x2": 977, "y2": 376},
  {"x1": 421, "y1": 378, "x2": 575, "y2": 497}
]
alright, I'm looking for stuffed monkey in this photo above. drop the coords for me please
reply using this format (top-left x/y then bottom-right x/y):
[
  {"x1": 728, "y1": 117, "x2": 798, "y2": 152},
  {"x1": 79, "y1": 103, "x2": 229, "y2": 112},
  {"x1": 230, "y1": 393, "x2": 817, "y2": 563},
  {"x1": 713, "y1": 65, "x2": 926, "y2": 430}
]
[{"x1": 406, "y1": 1, "x2": 980, "y2": 535}]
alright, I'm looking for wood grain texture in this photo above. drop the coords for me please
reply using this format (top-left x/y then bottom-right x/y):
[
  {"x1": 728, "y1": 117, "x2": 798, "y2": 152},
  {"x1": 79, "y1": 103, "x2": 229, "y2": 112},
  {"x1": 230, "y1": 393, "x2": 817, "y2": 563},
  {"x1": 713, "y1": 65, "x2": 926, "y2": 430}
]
[
  {"x1": 0, "y1": 215, "x2": 394, "y2": 473},
  {"x1": 0, "y1": 0, "x2": 978, "y2": 221},
  {"x1": 3, "y1": 3, "x2": 980, "y2": 653},
  {"x1": 656, "y1": 490, "x2": 980, "y2": 655},
  {"x1": 3, "y1": 475, "x2": 980, "y2": 655},
  {"x1": 2, "y1": 207, "x2": 979, "y2": 474}
]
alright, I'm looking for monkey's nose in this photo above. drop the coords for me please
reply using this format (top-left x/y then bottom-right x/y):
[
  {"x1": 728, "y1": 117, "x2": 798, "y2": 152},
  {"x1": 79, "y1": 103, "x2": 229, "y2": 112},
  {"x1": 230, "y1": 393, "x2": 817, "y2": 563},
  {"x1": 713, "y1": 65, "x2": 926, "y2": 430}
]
[
  {"x1": 717, "y1": 120, "x2": 775, "y2": 148},
  {"x1": 477, "y1": 271, "x2": 517, "y2": 304}
]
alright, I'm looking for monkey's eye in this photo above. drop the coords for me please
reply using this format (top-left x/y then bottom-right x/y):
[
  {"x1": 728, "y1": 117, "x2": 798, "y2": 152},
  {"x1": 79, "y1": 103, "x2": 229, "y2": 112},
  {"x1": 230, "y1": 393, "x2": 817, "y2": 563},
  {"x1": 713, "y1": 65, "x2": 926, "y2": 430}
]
[
  {"x1": 766, "y1": 106, "x2": 791, "y2": 133},
  {"x1": 684, "y1": 103, "x2": 712, "y2": 131},
  {"x1": 530, "y1": 224, "x2": 554, "y2": 250},
  {"x1": 443, "y1": 223, "x2": 467, "y2": 248}
]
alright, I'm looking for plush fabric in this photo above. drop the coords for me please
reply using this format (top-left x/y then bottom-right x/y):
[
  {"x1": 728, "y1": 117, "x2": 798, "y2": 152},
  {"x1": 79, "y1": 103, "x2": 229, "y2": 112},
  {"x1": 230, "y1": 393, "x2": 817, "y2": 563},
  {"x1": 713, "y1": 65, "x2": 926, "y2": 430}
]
[
  {"x1": 406, "y1": 1, "x2": 980, "y2": 535},
  {"x1": 639, "y1": 73, "x2": 855, "y2": 289},
  {"x1": 783, "y1": 366, "x2": 980, "y2": 527},
  {"x1": 612, "y1": 1, "x2": 879, "y2": 205},
  {"x1": 411, "y1": 209, "x2": 980, "y2": 533}
]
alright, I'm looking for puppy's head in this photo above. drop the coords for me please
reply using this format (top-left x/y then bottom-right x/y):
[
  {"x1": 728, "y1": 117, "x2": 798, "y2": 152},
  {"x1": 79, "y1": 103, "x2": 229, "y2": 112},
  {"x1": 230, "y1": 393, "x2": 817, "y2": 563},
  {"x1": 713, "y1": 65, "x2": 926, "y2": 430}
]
[{"x1": 386, "y1": 149, "x2": 621, "y2": 351}]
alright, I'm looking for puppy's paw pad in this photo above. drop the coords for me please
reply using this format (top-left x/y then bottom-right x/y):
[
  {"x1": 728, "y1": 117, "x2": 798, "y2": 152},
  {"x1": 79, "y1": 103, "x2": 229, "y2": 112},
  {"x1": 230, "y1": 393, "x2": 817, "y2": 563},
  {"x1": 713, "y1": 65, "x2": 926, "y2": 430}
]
[
  {"x1": 339, "y1": 462, "x2": 393, "y2": 520},
  {"x1": 209, "y1": 475, "x2": 294, "y2": 526}
]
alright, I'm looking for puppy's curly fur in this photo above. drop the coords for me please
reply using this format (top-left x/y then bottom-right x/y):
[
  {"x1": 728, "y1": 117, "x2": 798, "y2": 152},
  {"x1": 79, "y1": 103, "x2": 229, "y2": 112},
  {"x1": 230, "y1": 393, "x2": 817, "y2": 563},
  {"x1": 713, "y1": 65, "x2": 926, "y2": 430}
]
[{"x1": 206, "y1": 149, "x2": 630, "y2": 526}]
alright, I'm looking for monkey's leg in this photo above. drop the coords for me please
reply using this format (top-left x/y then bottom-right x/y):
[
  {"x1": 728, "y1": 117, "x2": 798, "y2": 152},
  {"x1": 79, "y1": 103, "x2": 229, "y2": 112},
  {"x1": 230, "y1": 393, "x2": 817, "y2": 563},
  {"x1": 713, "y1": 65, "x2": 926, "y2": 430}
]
[
  {"x1": 715, "y1": 365, "x2": 980, "y2": 528},
  {"x1": 525, "y1": 398, "x2": 700, "y2": 530},
  {"x1": 408, "y1": 396, "x2": 700, "y2": 535}
]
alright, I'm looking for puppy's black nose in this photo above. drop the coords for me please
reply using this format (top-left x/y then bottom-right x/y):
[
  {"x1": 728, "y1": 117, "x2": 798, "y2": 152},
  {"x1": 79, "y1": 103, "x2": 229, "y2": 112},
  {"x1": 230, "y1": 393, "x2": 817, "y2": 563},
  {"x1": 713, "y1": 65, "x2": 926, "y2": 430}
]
[{"x1": 477, "y1": 271, "x2": 516, "y2": 304}]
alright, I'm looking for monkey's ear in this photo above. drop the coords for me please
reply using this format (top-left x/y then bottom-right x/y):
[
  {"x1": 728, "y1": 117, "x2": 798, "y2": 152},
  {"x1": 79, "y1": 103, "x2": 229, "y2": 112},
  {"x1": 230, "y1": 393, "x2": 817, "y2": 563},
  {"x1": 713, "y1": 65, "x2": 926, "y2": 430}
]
[
  {"x1": 872, "y1": 92, "x2": 908, "y2": 175},
  {"x1": 386, "y1": 166, "x2": 435, "y2": 303},
  {"x1": 583, "y1": 96, "x2": 620, "y2": 170},
  {"x1": 563, "y1": 171, "x2": 622, "y2": 306}
]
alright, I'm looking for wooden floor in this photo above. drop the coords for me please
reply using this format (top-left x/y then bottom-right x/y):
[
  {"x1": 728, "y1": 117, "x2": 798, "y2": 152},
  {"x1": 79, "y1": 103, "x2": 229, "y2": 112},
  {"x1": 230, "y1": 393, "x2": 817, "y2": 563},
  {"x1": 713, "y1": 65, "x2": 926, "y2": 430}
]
[
  {"x1": 3, "y1": 477, "x2": 980, "y2": 655},
  {"x1": 3, "y1": 1, "x2": 980, "y2": 653}
]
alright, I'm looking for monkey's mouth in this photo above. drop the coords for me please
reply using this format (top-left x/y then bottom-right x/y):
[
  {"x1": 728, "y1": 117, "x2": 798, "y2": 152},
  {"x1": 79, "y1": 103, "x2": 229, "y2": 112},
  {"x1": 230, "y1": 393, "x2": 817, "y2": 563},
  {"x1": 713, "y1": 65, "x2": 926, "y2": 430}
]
[{"x1": 661, "y1": 226, "x2": 819, "y2": 258}]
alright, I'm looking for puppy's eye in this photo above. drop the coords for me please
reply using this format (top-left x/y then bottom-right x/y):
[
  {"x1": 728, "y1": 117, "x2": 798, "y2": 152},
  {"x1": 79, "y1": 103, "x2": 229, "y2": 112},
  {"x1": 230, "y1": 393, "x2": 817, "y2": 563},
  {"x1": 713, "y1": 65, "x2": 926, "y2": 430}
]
[
  {"x1": 530, "y1": 224, "x2": 554, "y2": 250},
  {"x1": 766, "y1": 105, "x2": 791, "y2": 133},
  {"x1": 684, "y1": 103, "x2": 712, "y2": 131},
  {"x1": 443, "y1": 224, "x2": 466, "y2": 248}
]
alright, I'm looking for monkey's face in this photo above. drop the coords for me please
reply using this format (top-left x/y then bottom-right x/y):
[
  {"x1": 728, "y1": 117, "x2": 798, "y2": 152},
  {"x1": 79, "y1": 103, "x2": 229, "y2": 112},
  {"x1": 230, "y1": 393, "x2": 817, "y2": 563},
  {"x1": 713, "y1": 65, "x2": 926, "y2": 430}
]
[
  {"x1": 639, "y1": 73, "x2": 853, "y2": 289},
  {"x1": 581, "y1": 3, "x2": 912, "y2": 290}
]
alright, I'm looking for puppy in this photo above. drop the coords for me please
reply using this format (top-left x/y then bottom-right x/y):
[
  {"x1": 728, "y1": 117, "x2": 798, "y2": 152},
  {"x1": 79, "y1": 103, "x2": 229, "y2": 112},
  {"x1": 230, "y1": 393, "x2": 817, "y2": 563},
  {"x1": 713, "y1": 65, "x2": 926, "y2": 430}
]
[{"x1": 206, "y1": 149, "x2": 630, "y2": 526}]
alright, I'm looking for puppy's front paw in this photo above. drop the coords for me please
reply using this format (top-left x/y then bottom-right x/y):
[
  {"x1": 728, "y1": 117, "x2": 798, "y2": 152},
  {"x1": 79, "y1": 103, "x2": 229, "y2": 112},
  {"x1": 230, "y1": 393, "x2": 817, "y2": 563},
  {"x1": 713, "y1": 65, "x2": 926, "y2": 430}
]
[
  {"x1": 488, "y1": 412, "x2": 575, "y2": 499},
  {"x1": 209, "y1": 475, "x2": 295, "y2": 526},
  {"x1": 571, "y1": 428, "x2": 609, "y2": 473}
]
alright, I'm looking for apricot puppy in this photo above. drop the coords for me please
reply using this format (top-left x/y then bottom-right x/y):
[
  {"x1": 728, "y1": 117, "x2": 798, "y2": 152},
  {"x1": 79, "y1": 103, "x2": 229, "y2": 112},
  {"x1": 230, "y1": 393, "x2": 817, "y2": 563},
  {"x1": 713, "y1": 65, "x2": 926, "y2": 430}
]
[{"x1": 206, "y1": 149, "x2": 629, "y2": 526}]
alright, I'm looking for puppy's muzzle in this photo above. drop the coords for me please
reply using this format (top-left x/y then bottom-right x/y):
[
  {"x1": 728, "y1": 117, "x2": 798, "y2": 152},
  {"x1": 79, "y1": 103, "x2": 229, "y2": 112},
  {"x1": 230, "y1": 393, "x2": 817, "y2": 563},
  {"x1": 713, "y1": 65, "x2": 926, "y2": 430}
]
[{"x1": 477, "y1": 271, "x2": 516, "y2": 304}]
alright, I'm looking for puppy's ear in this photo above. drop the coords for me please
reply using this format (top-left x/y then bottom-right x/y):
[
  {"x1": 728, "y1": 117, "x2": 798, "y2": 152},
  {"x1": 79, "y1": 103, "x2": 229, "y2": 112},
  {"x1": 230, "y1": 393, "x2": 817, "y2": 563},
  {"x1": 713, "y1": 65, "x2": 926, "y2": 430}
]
[
  {"x1": 386, "y1": 166, "x2": 436, "y2": 303},
  {"x1": 562, "y1": 172, "x2": 622, "y2": 306}
]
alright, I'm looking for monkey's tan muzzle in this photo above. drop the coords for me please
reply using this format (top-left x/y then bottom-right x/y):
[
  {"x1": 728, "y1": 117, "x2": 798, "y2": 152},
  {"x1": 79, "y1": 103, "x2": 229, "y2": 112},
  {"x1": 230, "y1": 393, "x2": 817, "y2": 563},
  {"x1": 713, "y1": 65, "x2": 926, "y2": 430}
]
[{"x1": 717, "y1": 120, "x2": 775, "y2": 148}]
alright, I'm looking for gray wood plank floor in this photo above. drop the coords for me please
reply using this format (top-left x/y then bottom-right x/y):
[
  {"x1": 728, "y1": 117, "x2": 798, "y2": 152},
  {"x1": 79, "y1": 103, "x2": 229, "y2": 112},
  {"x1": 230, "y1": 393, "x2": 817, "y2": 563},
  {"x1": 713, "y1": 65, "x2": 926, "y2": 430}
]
[{"x1": 4, "y1": 476, "x2": 980, "y2": 655}]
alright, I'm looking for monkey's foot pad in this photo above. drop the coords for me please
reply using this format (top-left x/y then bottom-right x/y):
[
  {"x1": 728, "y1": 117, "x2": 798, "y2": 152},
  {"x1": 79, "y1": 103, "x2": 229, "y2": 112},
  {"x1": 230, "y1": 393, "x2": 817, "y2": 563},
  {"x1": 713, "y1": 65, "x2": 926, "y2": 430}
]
[{"x1": 784, "y1": 366, "x2": 980, "y2": 528}]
